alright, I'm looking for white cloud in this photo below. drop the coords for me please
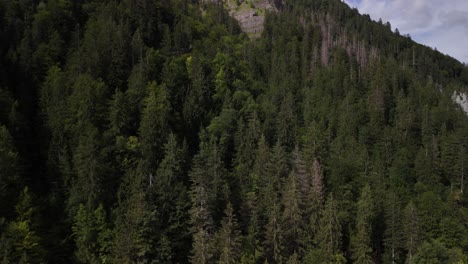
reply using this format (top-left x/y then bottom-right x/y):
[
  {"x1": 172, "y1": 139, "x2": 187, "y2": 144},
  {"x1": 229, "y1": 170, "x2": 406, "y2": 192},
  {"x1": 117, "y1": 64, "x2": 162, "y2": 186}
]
[{"x1": 344, "y1": 0, "x2": 468, "y2": 63}]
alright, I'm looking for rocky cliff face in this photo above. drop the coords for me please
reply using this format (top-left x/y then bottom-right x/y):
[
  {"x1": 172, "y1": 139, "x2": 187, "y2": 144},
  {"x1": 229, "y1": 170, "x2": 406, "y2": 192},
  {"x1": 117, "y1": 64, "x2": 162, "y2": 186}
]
[
  {"x1": 221, "y1": 0, "x2": 280, "y2": 37},
  {"x1": 452, "y1": 91, "x2": 468, "y2": 115}
]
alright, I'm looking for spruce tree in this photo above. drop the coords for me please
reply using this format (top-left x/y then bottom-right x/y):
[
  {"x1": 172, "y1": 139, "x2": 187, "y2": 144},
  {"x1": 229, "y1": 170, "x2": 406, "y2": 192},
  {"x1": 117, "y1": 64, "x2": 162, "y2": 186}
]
[
  {"x1": 216, "y1": 203, "x2": 241, "y2": 264},
  {"x1": 0, "y1": 125, "x2": 19, "y2": 216},
  {"x1": 351, "y1": 185, "x2": 374, "y2": 264},
  {"x1": 403, "y1": 202, "x2": 420, "y2": 264},
  {"x1": 154, "y1": 133, "x2": 190, "y2": 262},
  {"x1": 72, "y1": 204, "x2": 111, "y2": 264},
  {"x1": 281, "y1": 171, "x2": 303, "y2": 258},
  {"x1": 263, "y1": 202, "x2": 283, "y2": 264},
  {"x1": 383, "y1": 191, "x2": 404, "y2": 264},
  {"x1": 313, "y1": 194, "x2": 343, "y2": 263},
  {"x1": 0, "y1": 187, "x2": 44, "y2": 263},
  {"x1": 139, "y1": 81, "x2": 171, "y2": 171}
]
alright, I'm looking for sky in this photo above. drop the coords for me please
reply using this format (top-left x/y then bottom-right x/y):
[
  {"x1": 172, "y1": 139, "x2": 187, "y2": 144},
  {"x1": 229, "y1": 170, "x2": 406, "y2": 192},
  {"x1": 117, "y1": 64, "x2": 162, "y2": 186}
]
[{"x1": 343, "y1": 0, "x2": 468, "y2": 63}]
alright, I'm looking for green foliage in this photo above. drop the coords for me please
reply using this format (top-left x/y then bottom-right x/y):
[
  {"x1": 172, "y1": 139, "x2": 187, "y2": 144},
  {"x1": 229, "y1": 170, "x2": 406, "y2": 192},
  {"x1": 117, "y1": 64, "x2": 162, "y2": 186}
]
[
  {"x1": 154, "y1": 134, "x2": 191, "y2": 262},
  {"x1": 68, "y1": 125, "x2": 103, "y2": 213},
  {"x1": 404, "y1": 201, "x2": 421, "y2": 264},
  {"x1": 412, "y1": 240, "x2": 467, "y2": 264},
  {"x1": 216, "y1": 203, "x2": 241, "y2": 264},
  {"x1": 280, "y1": 171, "x2": 303, "y2": 257},
  {"x1": 111, "y1": 169, "x2": 158, "y2": 263},
  {"x1": 313, "y1": 194, "x2": 342, "y2": 263},
  {"x1": 351, "y1": 185, "x2": 374, "y2": 264},
  {"x1": 68, "y1": 74, "x2": 108, "y2": 133},
  {"x1": 0, "y1": 187, "x2": 44, "y2": 263},
  {"x1": 1, "y1": 0, "x2": 468, "y2": 262},
  {"x1": 72, "y1": 204, "x2": 111, "y2": 263},
  {"x1": 139, "y1": 81, "x2": 171, "y2": 171},
  {"x1": 383, "y1": 191, "x2": 404, "y2": 264},
  {"x1": 0, "y1": 126, "x2": 19, "y2": 214}
]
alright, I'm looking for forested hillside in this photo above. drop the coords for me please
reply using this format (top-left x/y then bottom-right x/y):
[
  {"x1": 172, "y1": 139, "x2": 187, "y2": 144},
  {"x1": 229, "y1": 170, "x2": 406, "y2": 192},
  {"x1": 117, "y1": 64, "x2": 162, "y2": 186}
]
[{"x1": 0, "y1": 0, "x2": 467, "y2": 263}]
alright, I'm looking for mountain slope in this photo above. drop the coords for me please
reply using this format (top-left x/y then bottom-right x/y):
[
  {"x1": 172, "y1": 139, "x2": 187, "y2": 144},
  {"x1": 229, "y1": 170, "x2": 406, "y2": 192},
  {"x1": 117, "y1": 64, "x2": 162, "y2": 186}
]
[{"x1": 0, "y1": 0, "x2": 467, "y2": 263}]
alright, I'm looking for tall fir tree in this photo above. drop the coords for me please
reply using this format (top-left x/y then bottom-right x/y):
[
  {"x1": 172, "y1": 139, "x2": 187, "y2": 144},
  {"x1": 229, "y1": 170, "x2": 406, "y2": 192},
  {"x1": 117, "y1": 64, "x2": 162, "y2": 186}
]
[
  {"x1": 310, "y1": 194, "x2": 344, "y2": 263},
  {"x1": 383, "y1": 191, "x2": 404, "y2": 264},
  {"x1": 216, "y1": 203, "x2": 241, "y2": 264},
  {"x1": 139, "y1": 81, "x2": 171, "y2": 172},
  {"x1": 351, "y1": 185, "x2": 374, "y2": 264},
  {"x1": 403, "y1": 201, "x2": 420, "y2": 264},
  {"x1": 281, "y1": 170, "x2": 303, "y2": 259},
  {"x1": 0, "y1": 187, "x2": 44, "y2": 263}
]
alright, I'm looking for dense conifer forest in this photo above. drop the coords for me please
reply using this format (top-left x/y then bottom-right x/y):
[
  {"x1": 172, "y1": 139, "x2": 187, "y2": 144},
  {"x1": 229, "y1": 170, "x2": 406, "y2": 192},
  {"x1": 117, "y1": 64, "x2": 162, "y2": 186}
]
[{"x1": 0, "y1": 0, "x2": 467, "y2": 263}]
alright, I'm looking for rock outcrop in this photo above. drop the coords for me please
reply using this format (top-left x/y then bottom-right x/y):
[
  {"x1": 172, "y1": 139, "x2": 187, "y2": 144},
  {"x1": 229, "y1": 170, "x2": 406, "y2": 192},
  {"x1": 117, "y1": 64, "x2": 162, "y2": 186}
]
[
  {"x1": 452, "y1": 91, "x2": 468, "y2": 115},
  {"x1": 221, "y1": 0, "x2": 279, "y2": 37}
]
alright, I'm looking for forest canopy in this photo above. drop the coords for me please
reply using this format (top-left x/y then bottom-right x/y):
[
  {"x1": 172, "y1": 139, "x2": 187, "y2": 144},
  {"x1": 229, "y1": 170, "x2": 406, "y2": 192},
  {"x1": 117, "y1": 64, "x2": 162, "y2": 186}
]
[{"x1": 0, "y1": 0, "x2": 467, "y2": 263}]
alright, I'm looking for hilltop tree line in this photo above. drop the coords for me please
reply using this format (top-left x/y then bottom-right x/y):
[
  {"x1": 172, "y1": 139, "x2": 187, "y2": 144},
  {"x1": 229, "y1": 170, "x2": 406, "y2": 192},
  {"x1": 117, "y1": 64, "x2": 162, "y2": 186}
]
[{"x1": 0, "y1": 0, "x2": 467, "y2": 263}]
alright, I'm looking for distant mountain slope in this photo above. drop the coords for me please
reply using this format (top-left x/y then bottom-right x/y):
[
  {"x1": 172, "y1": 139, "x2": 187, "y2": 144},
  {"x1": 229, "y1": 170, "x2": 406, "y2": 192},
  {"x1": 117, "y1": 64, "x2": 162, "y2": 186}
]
[{"x1": 0, "y1": 0, "x2": 467, "y2": 263}]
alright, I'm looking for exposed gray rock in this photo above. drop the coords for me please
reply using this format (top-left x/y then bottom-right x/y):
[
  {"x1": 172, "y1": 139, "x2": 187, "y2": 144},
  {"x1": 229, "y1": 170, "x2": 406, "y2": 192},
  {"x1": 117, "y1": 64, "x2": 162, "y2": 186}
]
[
  {"x1": 221, "y1": 0, "x2": 279, "y2": 37},
  {"x1": 452, "y1": 91, "x2": 468, "y2": 115}
]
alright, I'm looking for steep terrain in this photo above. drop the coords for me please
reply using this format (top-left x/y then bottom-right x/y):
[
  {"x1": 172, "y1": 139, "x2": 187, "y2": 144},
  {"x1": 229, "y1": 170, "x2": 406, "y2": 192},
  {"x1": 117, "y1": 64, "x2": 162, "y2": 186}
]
[
  {"x1": 218, "y1": 0, "x2": 280, "y2": 37},
  {"x1": 0, "y1": 0, "x2": 467, "y2": 263}
]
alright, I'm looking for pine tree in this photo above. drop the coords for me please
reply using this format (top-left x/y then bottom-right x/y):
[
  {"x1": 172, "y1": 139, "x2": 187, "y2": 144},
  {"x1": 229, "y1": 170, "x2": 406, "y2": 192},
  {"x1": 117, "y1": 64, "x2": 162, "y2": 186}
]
[
  {"x1": 292, "y1": 147, "x2": 309, "y2": 203},
  {"x1": 276, "y1": 92, "x2": 296, "y2": 149},
  {"x1": 0, "y1": 125, "x2": 19, "y2": 216},
  {"x1": 108, "y1": 89, "x2": 131, "y2": 137},
  {"x1": 189, "y1": 134, "x2": 225, "y2": 263},
  {"x1": 254, "y1": 135, "x2": 271, "y2": 226},
  {"x1": 0, "y1": 187, "x2": 44, "y2": 263},
  {"x1": 184, "y1": 52, "x2": 210, "y2": 135},
  {"x1": 286, "y1": 252, "x2": 299, "y2": 264},
  {"x1": 40, "y1": 66, "x2": 69, "y2": 140},
  {"x1": 304, "y1": 157, "x2": 325, "y2": 246},
  {"x1": 216, "y1": 203, "x2": 241, "y2": 264},
  {"x1": 313, "y1": 194, "x2": 342, "y2": 263},
  {"x1": 351, "y1": 185, "x2": 374, "y2": 264},
  {"x1": 241, "y1": 135, "x2": 268, "y2": 263},
  {"x1": 154, "y1": 133, "x2": 190, "y2": 262},
  {"x1": 263, "y1": 202, "x2": 283, "y2": 264},
  {"x1": 112, "y1": 167, "x2": 158, "y2": 263},
  {"x1": 241, "y1": 204, "x2": 262, "y2": 264},
  {"x1": 191, "y1": 225, "x2": 212, "y2": 264},
  {"x1": 383, "y1": 191, "x2": 404, "y2": 264},
  {"x1": 68, "y1": 74, "x2": 108, "y2": 134},
  {"x1": 139, "y1": 81, "x2": 171, "y2": 171},
  {"x1": 125, "y1": 61, "x2": 151, "y2": 132},
  {"x1": 68, "y1": 125, "x2": 102, "y2": 213},
  {"x1": 281, "y1": 171, "x2": 303, "y2": 258},
  {"x1": 310, "y1": 158, "x2": 325, "y2": 202},
  {"x1": 72, "y1": 204, "x2": 111, "y2": 264},
  {"x1": 190, "y1": 168, "x2": 214, "y2": 263},
  {"x1": 403, "y1": 202, "x2": 420, "y2": 264},
  {"x1": 233, "y1": 113, "x2": 260, "y2": 203}
]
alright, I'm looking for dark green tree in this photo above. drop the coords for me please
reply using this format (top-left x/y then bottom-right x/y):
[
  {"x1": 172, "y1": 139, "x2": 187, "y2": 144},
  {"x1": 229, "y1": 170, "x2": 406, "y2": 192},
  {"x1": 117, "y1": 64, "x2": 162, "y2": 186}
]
[
  {"x1": 139, "y1": 81, "x2": 171, "y2": 171},
  {"x1": 154, "y1": 133, "x2": 191, "y2": 262},
  {"x1": 112, "y1": 168, "x2": 158, "y2": 263},
  {"x1": 310, "y1": 194, "x2": 344, "y2": 263},
  {"x1": 281, "y1": 170, "x2": 303, "y2": 258},
  {"x1": 0, "y1": 187, "x2": 44, "y2": 263},
  {"x1": 216, "y1": 203, "x2": 241, "y2": 264},
  {"x1": 0, "y1": 125, "x2": 19, "y2": 215},
  {"x1": 263, "y1": 202, "x2": 283, "y2": 264},
  {"x1": 383, "y1": 191, "x2": 404, "y2": 264},
  {"x1": 403, "y1": 202, "x2": 420, "y2": 264},
  {"x1": 351, "y1": 185, "x2": 374, "y2": 264},
  {"x1": 72, "y1": 204, "x2": 111, "y2": 264}
]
